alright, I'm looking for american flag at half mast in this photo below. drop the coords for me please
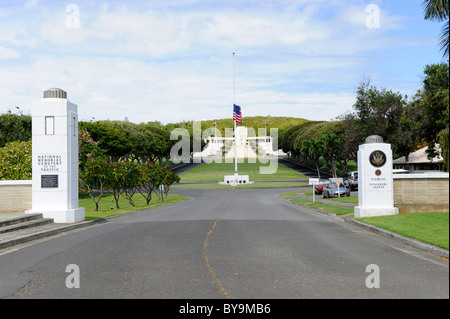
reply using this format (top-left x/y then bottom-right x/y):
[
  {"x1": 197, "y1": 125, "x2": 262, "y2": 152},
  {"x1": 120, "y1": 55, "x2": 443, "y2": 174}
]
[{"x1": 233, "y1": 104, "x2": 242, "y2": 124}]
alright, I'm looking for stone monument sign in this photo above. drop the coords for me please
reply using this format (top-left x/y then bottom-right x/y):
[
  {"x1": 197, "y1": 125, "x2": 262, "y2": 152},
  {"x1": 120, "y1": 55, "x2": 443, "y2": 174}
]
[
  {"x1": 354, "y1": 135, "x2": 399, "y2": 218},
  {"x1": 25, "y1": 88, "x2": 85, "y2": 223}
]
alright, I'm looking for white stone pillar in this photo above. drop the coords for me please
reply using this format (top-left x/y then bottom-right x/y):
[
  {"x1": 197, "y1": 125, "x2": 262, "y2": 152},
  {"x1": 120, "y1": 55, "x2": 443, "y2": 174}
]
[
  {"x1": 25, "y1": 88, "x2": 85, "y2": 223},
  {"x1": 354, "y1": 135, "x2": 399, "y2": 218}
]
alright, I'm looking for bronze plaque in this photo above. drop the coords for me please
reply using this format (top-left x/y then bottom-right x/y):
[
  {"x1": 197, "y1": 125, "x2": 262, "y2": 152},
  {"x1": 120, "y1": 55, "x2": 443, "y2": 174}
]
[{"x1": 41, "y1": 175, "x2": 59, "y2": 188}]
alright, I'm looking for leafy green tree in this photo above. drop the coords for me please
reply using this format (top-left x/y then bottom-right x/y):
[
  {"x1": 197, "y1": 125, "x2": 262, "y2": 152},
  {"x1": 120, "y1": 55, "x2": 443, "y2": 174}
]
[
  {"x1": 0, "y1": 109, "x2": 31, "y2": 148},
  {"x1": 408, "y1": 63, "x2": 449, "y2": 162},
  {"x1": 80, "y1": 121, "x2": 133, "y2": 162},
  {"x1": 138, "y1": 163, "x2": 158, "y2": 205},
  {"x1": 137, "y1": 164, "x2": 180, "y2": 204},
  {"x1": 0, "y1": 141, "x2": 32, "y2": 180},
  {"x1": 160, "y1": 168, "x2": 180, "y2": 198},
  {"x1": 106, "y1": 161, "x2": 126, "y2": 209},
  {"x1": 79, "y1": 157, "x2": 111, "y2": 212},
  {"x1": 438, "y1": 128, "x2": 449, "y2": 170},
  {"x1": 120, "y1": 161, "x2": 141, "y2": 207},
  {"x1": 340, "y1": 80, "x2": 411, "y2": 159},
  {"x1": 320, "y1": 133, "x2": 340, "y2": 177},
  {"x1": 298, "y1": 138, "x2": 325, "y2": 179}
]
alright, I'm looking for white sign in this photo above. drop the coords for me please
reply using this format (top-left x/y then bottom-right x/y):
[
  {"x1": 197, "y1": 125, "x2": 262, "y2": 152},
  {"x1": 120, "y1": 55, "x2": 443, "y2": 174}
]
[{"x1": 309, "y1": 178, "x2": 319, "y2": 185}]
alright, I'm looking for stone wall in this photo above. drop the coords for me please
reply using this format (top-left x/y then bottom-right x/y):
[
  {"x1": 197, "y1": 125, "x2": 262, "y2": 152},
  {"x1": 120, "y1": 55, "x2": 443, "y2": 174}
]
[
  {"x1": 0, "y1": 181, "x2": 32, "y2": 211},
  {"x1": 393, "y1": 173, "x2": 449, "y2": 214}
]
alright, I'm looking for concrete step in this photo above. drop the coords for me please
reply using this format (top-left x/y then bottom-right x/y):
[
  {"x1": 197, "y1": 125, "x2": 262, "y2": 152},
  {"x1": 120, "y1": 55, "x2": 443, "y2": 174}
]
[
  {"x1": 0, "y1": 222, "x2": 82, "y2": 250},
  {"x1": 0, "y1": 217, "x2": 54, "y2": 234},
  {"x1": 0, "y1": 213, "x2": 45, "y2": 228}
]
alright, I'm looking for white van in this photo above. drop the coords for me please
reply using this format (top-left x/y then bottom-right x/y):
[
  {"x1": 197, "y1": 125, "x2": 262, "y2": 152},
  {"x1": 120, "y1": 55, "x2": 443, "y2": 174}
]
[{"x1": 343, "y1": 171, "x2": 358, "y2": 190}]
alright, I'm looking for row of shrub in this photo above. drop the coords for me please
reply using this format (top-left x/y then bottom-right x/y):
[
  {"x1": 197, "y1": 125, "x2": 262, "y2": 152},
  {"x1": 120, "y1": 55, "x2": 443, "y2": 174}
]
[{"x1": 80, "y1": 158, "x2": 180, "y2": 212}]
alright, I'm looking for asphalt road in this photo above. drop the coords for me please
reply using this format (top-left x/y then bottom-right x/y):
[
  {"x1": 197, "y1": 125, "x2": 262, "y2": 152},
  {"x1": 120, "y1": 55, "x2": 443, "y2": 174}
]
[{"x1": 0, "y1": 187, "x2": 448, "y2": 299}]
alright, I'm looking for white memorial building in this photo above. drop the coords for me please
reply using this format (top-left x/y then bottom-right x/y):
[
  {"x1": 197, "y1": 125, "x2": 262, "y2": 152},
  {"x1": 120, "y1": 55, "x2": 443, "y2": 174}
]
[{"x1": 194, "y1": 126, "x2": 279, "y2": 159}]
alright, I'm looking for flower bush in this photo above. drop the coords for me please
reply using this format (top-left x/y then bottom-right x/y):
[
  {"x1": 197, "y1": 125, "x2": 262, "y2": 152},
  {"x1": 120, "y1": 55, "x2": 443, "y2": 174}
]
[
  {"x1": 79, "y1": 129, "x2": 107, "y2": 172},
  {"x1": 0, "y1": 141, "x2": 32, "y2": 180}
]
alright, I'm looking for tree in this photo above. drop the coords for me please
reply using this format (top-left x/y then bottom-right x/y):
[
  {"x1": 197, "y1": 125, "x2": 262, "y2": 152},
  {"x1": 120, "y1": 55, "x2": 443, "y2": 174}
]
[
  {"x1": 138, "y1": 163, "x2": 158, "y2": 205},
  {"x1": 160, "y1": 168, "x2": 180, "y2": 198},
  {"x1": 438, "y1": 128, "x2": 449, "y2": 170},
  {"x1": 78, "y1": 129, "x2": 107, "y2": 172},
  {"x1": 120, "y1": 161, "x2": 141, "y2": 207},
  {"x1": 408, "y1": 63, "x2": 449, "y2": 164},
  {"x1": 422, "y1": 0, "x2": 449, "y2": 56},
  {"x1": 79, "y1": 157, "x2": 111, "y2": 212},
  {"x1": 340, "y1": 80, "x2": 411, "y2": 159},
  {"x1": 80, "y1": 121, "x2": 133, "y2": 162},
  {"x1": 299, "y1": 138, "x2": 325, "y2": 179},
  {"x1": 0, "y1": 109, "x2": 31, "y2": 148},
  {"x1": 320, "y1": 134, "x2": 340, "y2": 178}
]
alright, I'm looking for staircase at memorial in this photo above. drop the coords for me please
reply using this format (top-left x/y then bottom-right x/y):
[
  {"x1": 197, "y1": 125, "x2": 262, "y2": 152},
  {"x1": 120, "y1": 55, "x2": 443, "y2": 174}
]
[{"x1": 0, "y1": 213, "x2": 75, "y2": 250}]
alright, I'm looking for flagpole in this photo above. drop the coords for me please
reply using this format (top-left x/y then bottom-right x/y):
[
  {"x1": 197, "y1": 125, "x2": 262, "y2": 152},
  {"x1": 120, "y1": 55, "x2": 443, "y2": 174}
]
[{"x1": 233, "y1": 52, "x2": 238, "y2": 176}]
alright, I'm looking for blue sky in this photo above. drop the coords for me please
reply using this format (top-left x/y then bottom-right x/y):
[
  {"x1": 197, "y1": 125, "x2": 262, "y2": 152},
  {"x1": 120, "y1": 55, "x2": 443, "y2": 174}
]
[{"x1": 0, "y1": 0, "x2": 446, "y2": 124}]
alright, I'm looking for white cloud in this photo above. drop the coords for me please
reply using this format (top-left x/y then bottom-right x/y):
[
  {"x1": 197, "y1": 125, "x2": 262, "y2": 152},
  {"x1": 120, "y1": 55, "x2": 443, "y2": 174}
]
[
  {"x1": 0, "y1": 0, "x2": 442, "y2": 125},
  {"x1": 0, "y1": 46, "x2": 20, "y2": 59}
]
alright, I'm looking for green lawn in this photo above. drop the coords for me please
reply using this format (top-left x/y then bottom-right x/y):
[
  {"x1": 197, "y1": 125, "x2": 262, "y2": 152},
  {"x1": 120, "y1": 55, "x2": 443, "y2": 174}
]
[
  {"x1": 327, "y1": 196, "x2": 359, "y2": 204},
  {"x1": 173, "y1": 181, "x2": 308, "y2": 189},
  {"x1": 179, "y1": 160, "x2": 308, "y2": 182},
  {"x1": 80, "y1": 193, "x2": 188, "y2": 221},
  {"x1": 291, "y1": 197, "x2": 354, "y2": 216},
  {"x1": 357, "y1": 213, "x2": 449, "y2": 250}
]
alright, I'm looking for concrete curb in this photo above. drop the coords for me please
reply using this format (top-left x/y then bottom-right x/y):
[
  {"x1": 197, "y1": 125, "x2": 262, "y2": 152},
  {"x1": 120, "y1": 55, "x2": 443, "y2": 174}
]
[
  {"x1": 0, "y1": 196, "x2": 192, "y2": 251},
  {"x1": 283, "y1": 197, "x2": 449, "y2": 260}
]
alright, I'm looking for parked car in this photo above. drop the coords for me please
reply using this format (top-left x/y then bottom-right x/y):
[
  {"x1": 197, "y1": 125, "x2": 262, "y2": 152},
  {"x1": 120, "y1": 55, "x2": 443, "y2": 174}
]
[
  {"x1": 323, "y1": 182, "x2": 351, "y2": 198},
  {"x1": 314, "y1": 179, "x2": 332, "y2": 195},
  {"x1": 343, "y1": 171, "x2": 358, "y2": 190}
]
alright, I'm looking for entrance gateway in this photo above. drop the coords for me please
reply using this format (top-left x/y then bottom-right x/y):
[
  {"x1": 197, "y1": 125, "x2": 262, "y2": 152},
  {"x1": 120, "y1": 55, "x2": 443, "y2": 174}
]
[{"x1": 25, "y1": 88, "x2": 85, "y2": 223}]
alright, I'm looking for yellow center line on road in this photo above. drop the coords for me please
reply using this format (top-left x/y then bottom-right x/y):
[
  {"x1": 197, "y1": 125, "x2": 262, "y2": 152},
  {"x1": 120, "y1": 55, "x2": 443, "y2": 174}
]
[{"x1": 203, "y1": 219, "x2": 231, "y2": 299}]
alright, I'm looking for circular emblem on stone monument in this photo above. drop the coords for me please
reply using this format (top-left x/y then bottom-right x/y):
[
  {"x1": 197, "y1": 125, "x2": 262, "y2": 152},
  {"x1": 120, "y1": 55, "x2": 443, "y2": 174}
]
[
  {"x1": 369, "y1": 150, "x2": 386, "y2": 168},
  {"x1": 375, "y1": 169, "x2": 382, "y2": 176}
]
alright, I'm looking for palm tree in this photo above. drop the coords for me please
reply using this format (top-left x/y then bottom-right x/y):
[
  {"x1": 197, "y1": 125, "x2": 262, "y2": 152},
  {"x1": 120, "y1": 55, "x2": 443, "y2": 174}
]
[
  {"x1": 301, "y1": 138, "x2": 325, "y2": 179},
  {"x1": 320, "y1": 134, "x2": 340, "y2": 178},
  {"x1": 423, "y1": 0, "x2": 449, "y2": 56}
]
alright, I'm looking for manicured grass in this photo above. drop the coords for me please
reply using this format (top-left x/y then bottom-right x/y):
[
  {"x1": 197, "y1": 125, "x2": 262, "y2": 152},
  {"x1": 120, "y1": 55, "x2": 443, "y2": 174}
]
[
  {"x1": 291, "y1": 197, "x2": 354, "y2": 216},
  {"x1": 327, "y1": 196, "x2": 358, "y2": 205},
  {"x1": 279, "y1": 191, "x2": 304, "y2": 198},
  {"x1": 80, "y1": 193, "x2": 188, "y2": 221},
  {"x1": 173, "y1": 181, "x2": 308, "y2": 189},
  {"x1": 357, "y1": 213, "x2": 449, "y2": 250},
  {"x1": 179, "y1": 160, "x2": 308, "y2": 182}
]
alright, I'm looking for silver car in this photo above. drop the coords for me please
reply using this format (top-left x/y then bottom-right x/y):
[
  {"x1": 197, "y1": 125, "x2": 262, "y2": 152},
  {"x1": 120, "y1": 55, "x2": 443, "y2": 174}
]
[{"x1": 322, "y1": 182, "x2": 351, "y2": 198}]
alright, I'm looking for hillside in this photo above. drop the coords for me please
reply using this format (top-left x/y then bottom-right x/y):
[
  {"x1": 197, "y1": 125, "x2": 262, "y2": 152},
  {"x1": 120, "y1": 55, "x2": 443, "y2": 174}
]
[{"x1": 165, "y1": 116, "x2": 311, "y2": 135}]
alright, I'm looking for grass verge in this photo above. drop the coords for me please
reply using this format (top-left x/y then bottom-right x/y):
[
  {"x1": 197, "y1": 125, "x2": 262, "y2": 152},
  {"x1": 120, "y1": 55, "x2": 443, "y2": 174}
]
[
  {"x1": 80, "y1": 193, "x2": 188, "y2": 221},
  {"x1": 173, "y1": 181, "x2": 308, "y2": 189},
  {"x1": 291, "y1": 197, "x2": 354, "y2": 216},
  {"x1": 357, "y1": 213, "x2": 449, "y2": 250},
  {"x1": 179, "y1": 160, "x2": 308, "y2": 182}
]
